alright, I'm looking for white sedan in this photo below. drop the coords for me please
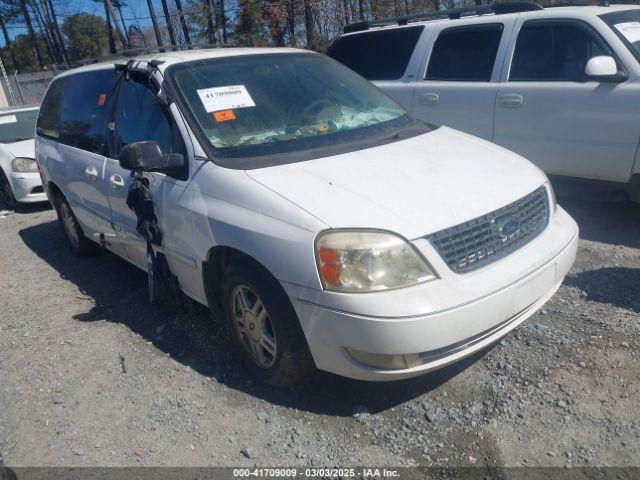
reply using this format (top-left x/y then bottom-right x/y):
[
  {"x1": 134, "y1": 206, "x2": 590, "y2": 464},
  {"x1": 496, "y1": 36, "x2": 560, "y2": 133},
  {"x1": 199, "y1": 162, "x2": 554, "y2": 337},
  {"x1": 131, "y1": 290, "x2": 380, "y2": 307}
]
[{"x1": 0, "y1": 106, "x2": 46, "y2": 208}]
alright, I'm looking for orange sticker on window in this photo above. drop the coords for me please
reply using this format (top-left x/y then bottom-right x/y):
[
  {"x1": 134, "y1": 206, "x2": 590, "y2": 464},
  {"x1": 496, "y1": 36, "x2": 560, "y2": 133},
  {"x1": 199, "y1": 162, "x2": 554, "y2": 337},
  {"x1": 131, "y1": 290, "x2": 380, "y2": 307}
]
[
  {"x1": 98, "y1": 94, "x2": 107, "y2": 106},
  {"x1": 213, "y1": 110, "x2": 236, "y2": 122}
]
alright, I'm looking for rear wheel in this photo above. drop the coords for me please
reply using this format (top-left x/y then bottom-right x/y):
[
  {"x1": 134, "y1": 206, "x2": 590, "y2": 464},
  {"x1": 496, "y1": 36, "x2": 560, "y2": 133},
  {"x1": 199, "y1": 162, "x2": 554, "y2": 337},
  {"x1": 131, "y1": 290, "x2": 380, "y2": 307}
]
[
  {"x1": 221, "y1": 260, "x2": 314, "y2": 387},
  {"x1": 0, "y1": 169, "x2": 17, "y2": 209},
  {"x1": 55, "y1": 193, "x2": 100, "y2": 257}
]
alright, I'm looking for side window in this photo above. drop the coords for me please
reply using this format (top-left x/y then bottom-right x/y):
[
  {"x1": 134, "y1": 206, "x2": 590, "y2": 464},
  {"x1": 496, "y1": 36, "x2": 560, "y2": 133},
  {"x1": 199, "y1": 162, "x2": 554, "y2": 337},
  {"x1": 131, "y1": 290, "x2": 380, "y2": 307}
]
[
  {"x1": 328, "y1": 26, "x2": 424, "y2": 80},
  {"x1": 59, "y1": 69, "x2": 119, "y2": 154},
  {"x1": 426, "y1": 25, "x2": 503, "y2": 82},
  {"x1": 510, "y1": 22, "x2": 608, "y2": 81},
  {"x1": 37, "y1": 78, "x2": 68, "y2": 138},
  {"x1": 114, "y1": 80, "x2": 181, "y2": 156}
]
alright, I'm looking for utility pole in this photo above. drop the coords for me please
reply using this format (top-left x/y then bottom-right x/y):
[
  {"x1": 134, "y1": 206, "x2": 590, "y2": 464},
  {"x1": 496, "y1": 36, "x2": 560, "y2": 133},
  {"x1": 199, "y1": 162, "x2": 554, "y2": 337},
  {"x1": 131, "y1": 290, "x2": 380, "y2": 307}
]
[
  {"x1": 103, "y1": 0, "x2": 117, "y2": 54},
  {"x1": 159, "y1": 0, "x2": 177, "y2": 47},
  {"x1": 104, "y1": 0, "x2": 128, "y2": 49},
  {"x1": 113, "y1": 1, "x2": 130, "y2": 46},
  {"x1": 145, "y1": 0, "x2": 164, "y2": 50},
  {"x1": 174, "y1": 0, "x2": 191, "y2": 45}
]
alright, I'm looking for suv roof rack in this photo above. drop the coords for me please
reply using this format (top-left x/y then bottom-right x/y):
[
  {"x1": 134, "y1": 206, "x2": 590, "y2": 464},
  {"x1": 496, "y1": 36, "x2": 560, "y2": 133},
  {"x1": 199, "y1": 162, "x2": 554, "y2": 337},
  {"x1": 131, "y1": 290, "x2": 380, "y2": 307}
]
[{"x1": 343, "y1": 2, "x2": 543, "y2": 33}]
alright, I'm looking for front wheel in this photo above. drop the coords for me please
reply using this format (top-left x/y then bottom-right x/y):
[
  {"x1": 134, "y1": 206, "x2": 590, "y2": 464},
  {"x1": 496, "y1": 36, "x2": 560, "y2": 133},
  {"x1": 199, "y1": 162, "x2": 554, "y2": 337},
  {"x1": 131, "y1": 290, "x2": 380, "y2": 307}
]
[
  {"x1": 222, "y1": 260, "x2": 314, "y2": 387},
  {"x1": 0, "y1": 169, "x2": 17, "y2": 209}
]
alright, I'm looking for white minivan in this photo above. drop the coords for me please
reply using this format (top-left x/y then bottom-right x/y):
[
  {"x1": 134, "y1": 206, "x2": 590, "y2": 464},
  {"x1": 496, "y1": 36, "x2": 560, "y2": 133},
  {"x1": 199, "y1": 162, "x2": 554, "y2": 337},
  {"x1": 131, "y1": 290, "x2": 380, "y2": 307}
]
[
  {"x1": 329, "y1": 3, "x2": 640, "y2": 201},
  {"x1": 36, "y1": 48, "x2": 578, "y2": 386}
]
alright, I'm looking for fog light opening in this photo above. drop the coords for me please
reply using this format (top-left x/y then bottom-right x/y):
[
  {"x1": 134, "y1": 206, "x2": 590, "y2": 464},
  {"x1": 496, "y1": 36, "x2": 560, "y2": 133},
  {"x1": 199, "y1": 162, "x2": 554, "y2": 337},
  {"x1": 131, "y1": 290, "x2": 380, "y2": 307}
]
[{"x1": 347, "y1": 348, "x2": 422, "y2": 370}]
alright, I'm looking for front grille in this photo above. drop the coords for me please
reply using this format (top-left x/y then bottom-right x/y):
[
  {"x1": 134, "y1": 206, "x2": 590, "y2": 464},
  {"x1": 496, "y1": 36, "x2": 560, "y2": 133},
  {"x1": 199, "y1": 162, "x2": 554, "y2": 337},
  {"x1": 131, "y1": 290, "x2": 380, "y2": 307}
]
[{"x1": 426, "y1": 186, "x2": 549, "y2": 274}]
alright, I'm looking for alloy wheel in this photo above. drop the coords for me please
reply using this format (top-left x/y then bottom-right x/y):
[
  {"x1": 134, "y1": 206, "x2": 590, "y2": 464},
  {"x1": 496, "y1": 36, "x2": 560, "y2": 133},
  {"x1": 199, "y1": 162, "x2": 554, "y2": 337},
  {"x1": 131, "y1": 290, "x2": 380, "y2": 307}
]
[{"x1": 231, "y1": 284, "x2": 277, "y2": 369}]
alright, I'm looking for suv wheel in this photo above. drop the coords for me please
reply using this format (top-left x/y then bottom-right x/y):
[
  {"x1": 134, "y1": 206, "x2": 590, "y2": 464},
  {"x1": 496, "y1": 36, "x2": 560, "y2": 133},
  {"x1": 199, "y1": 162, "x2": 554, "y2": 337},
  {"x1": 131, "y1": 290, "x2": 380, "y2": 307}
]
[
  {"x1": 221, "y1": 260, "x2": 314, "y2": 387},
  {"x1": 0, "y1": 169, "x2": 17, "y2": 209},
  {"x1": 55, "y1": 194, "x2": 100, "y2": 257}
]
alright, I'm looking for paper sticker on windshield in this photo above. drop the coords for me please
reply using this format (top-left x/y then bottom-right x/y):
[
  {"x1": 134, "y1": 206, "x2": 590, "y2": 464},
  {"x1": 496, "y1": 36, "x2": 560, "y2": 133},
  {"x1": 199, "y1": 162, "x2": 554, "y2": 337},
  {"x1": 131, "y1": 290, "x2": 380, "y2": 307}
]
[
  {"x1": 614, "y1": 22, "x2": 640, "y2": 43},
  {"x1": 197, "y1": 85, "x2": 255, "y2": 113},
  {"x1": 214, "y1": 110, "x2": 236, "y2": 122},
  {"x1": 0, "y1": 115, "x2": 17, "y2": 125}
]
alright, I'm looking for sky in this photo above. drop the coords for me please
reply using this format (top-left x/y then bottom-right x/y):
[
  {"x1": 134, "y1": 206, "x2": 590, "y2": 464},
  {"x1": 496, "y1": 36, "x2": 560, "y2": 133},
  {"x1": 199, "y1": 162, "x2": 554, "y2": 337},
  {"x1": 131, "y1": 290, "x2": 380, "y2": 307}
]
[{"x1": 1, "y1": 0, "x2": 182, "y2": 46}]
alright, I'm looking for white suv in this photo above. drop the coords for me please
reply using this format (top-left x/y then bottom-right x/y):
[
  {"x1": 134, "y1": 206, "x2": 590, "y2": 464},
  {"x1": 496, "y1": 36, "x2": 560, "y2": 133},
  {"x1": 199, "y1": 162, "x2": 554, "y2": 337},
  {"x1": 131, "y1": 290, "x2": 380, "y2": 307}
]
[
  {"x1": 36, "y1": 48, "x2": 577, "y2": 386},
  {"x1": 329, "y1": 3, "x2": 640, "y2": 200}
]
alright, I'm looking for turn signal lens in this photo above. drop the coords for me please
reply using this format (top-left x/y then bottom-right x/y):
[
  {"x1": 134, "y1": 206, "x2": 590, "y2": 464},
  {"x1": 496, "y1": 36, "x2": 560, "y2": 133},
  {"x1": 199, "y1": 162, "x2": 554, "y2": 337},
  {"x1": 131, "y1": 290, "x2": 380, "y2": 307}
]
[{"x1": 315, "y1": 230, "x2": 437, "y2": 293}]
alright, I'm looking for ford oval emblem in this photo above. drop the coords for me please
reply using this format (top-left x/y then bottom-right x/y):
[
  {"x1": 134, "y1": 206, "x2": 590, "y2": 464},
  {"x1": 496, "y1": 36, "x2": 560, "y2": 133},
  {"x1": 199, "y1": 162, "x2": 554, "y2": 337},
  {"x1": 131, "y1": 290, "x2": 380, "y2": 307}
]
[{"x1": 498, "y1": 218, "x2": 521, "y2": 238}]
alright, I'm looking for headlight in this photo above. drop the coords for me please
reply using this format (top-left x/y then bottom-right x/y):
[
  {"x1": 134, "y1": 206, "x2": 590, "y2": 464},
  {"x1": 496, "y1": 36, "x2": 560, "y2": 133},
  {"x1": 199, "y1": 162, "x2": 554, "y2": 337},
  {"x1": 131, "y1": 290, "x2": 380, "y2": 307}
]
[
  {"x1": 315, "y1": 230, "x2": 437, "y2": 293},
  {"x1": 11, "y1": 157, "x2": 38, "y2": 173}
]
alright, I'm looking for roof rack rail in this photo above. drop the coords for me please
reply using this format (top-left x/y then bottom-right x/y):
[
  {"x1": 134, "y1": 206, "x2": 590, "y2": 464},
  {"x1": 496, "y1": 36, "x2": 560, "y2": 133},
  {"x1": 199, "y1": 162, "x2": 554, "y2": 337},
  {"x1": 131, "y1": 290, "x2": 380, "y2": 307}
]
[
  {"x1": 343, "y1": 2, "x2": 543, "y2": 33},
  {"x1": 545, "y1": 1, "x2": 609, "y2": 7},
  {"x1": 73, "y1": 43, "x2": 236, "y2": 67}
]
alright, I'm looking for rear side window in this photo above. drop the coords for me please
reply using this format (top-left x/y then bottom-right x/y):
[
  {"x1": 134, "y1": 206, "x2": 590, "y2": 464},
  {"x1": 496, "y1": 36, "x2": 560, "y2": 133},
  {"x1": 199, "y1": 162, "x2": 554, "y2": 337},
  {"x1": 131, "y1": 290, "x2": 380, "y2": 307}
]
[
  {"x1": 37, "y1": 80, "x2": 67, "y2": 139},
  {"x1": 510, "y1": 22, "x2": 608, "y2": 81},
  {"x1": 37, "y1": 68, "x2": 119, "y2": 155},
  {"x1": 328, "y1": 26, "x2": 423, "y2": 80},
  {"x1": 426, "y1": 25, "x2": 503, "y2": 82}
]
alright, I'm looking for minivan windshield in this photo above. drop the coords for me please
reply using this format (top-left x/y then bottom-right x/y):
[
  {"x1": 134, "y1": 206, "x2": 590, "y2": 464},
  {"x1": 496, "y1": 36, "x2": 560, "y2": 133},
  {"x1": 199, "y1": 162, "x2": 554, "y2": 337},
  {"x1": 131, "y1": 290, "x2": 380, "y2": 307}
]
[
  {"x1": 167, "y1": 53, "x2": 412, "y2": 162},
  {"x1": 0, "y1": 109, "x2": 38, "y2": 143},
  {"x1": 601, "y1": 10, "x2": 640, "y2": 63}
]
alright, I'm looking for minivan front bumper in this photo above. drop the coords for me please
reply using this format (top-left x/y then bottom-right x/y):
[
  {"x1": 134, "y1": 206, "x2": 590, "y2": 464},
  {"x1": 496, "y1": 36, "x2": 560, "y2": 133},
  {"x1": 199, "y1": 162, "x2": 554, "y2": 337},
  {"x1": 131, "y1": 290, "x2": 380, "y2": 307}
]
[{"x1": 284, "y1": 207, "x2": 578, "y2": 381}]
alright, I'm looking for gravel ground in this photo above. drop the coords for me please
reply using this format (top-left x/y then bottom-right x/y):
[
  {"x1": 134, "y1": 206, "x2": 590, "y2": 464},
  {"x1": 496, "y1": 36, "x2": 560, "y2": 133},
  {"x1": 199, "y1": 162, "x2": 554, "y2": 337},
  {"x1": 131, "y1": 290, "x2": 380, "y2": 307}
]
[{"x1": 0, "y1": 190, "x2": 638, "y2": 472}]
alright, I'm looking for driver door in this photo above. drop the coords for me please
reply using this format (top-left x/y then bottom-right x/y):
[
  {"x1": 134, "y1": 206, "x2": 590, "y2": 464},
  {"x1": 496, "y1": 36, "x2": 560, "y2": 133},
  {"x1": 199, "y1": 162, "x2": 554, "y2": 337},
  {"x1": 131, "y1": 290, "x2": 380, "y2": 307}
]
[{"x1": 105, "y1": 76, "x2": 189, "y2": 269}]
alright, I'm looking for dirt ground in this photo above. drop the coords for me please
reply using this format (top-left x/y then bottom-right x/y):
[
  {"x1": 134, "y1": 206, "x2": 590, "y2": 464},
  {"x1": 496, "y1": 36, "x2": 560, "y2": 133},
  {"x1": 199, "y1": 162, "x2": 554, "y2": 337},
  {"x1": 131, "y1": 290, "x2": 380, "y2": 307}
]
[{"x1": 0, "y1": 189, "x2": 638, "y2": 473}]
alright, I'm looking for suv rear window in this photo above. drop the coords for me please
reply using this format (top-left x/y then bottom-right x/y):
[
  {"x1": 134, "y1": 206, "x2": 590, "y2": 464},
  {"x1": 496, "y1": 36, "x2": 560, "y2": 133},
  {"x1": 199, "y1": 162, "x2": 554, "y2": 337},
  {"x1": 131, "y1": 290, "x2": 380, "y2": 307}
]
[
  {"x1": 328, "y1": 26, "x2": 423, "y2": 80},
  {"x1": 426, "y1": 24, "x2": 503, "y2": 82}
]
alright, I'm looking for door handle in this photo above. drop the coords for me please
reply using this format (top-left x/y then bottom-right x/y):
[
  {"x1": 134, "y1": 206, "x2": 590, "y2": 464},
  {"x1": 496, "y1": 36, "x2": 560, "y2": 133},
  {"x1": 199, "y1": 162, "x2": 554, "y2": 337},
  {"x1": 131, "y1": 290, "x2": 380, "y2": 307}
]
[
  {"x1": 419, "y1": 92, "x2": 439, "y2": 106},
  {"x1": 84, "y1": 166, "x2": 98, "y2": 180},
  {"x1": 499, "y1": 94, "x2": 523, "y2": 108},
  {"x1": 109, "y1": 174, "x2": 125, "y2": 190}
]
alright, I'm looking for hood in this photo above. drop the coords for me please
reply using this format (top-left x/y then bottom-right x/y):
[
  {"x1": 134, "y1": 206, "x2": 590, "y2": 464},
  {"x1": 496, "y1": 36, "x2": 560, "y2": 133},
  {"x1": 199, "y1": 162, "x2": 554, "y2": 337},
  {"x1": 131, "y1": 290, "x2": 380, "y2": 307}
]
[
  {"x1": 246, "y1": 127, "x2": 546, "y2": 240},
  {"x1": 1, "y1": 139, "x2": 35, "y2": 159}
]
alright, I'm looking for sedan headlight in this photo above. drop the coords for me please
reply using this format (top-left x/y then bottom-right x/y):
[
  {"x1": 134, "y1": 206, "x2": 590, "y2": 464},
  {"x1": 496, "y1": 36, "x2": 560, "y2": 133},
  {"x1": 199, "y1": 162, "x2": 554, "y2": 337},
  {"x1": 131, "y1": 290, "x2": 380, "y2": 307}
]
[
  {"x1": 315, "y1": 230, "x2": 437, "y2": 293},
  {"x1": 11, "y1": 157, "x2": 38, "y2": 173}
]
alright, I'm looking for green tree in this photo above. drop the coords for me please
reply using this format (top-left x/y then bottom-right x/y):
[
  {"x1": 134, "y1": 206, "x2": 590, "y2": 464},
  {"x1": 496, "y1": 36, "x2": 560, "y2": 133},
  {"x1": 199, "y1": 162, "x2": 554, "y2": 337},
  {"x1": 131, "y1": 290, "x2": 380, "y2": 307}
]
[
  {"x1": 0, "y1": 33, "x2": 52, "y2": 73},
  {"x1": 61, "y1": 12, "x2": 108, "y2": 62}
]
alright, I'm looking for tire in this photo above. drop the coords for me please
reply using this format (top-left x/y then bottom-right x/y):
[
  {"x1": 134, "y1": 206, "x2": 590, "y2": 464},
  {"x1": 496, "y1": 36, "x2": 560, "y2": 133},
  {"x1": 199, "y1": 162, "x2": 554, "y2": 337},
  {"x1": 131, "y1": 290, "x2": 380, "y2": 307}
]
[
  {"x1": 0, "y1": 169, "x2": 18, "y2": 209},
  {"x1": 221, "y1": 259, "x2": 314, "y2": 387},
  {"x1": 54, "y1": 193, "x2": 100, "y2": 257}
]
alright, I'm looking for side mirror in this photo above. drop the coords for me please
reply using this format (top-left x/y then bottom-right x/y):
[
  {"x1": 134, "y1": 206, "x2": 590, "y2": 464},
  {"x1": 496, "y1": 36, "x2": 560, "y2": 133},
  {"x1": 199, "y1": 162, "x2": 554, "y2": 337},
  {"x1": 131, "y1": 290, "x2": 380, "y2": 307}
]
[
  {"x1": 585, "y1": 56, "x2": 625, "y2": 82},
  {"x1": 119, "y1": 141, "x2": 184, "y2": 174}
]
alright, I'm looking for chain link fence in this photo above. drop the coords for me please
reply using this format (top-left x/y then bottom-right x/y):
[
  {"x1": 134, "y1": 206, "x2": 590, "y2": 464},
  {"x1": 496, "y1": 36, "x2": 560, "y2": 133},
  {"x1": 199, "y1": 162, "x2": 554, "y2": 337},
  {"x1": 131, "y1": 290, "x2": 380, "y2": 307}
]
[{"x1": 0, "y1": 69, "x2": 58, "y2": 108}]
